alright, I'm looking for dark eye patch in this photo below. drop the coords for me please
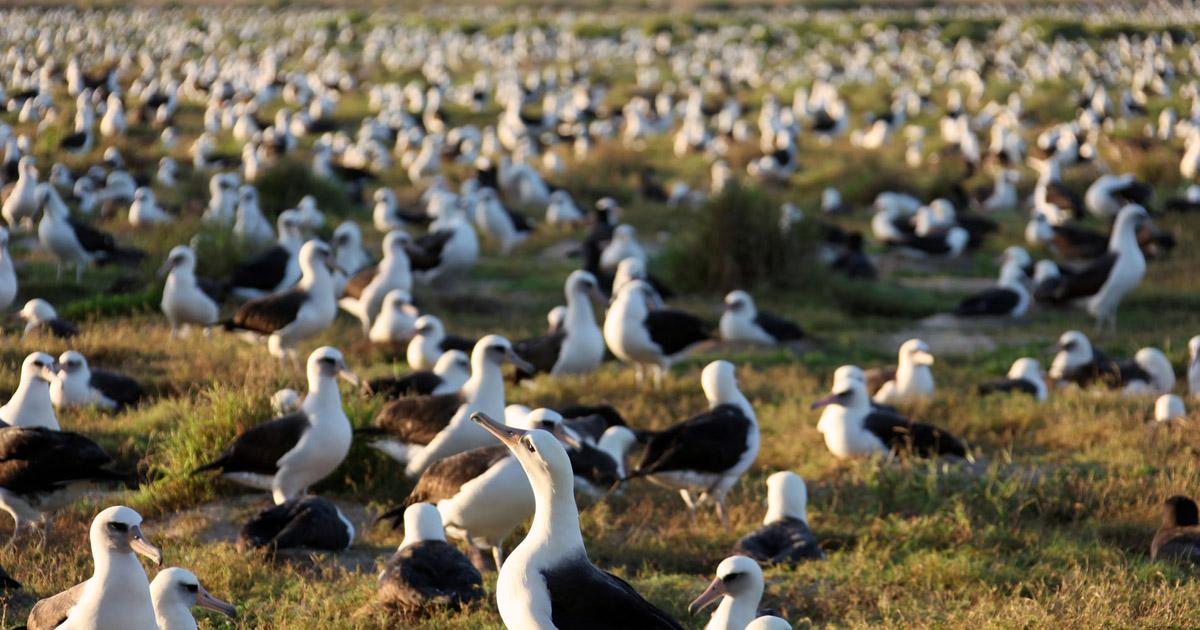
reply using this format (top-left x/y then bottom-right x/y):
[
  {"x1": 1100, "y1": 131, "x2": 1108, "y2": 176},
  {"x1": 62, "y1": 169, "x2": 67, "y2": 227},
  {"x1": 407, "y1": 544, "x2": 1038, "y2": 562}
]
[
  {"x1": 183, "y1": 583, "x2": 199, "y2": 593},
  {"x1": 109, "y1": 522, "x2": 129, "y2": 532},
  {"x1": 524, "y1": 437, "x2": 536, "y2": 453},
  {"x1": 721, "y1": 571, "x2": 743, "y2": 585}
]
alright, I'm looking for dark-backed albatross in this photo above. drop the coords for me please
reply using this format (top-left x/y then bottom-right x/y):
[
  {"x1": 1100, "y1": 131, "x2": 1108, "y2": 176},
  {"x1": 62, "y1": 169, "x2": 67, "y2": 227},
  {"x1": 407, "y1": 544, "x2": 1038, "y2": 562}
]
[
  {"x1": 376, "y1": 502, "x2": 483, "y2": 616},
  {"x1": 25, "y1": 505, "x2": 162, "y2": 630},
  {"x1": 193, "y1": 346, "x2": 358, "y2": 504},
  {"x1": 604, "y1": 279, "x2": 711, "y2": 385},
  {"x1": 237, "y1": 495, "x2": 354, "y2": 552},
  {"x1": 0, "y1": 352, "x2": 60, "y2": 429},
  {"x1": 149, "y1": 567, "x2": 238, "y2": 630},
  {"x1": 1151, "y1": 496, "x2": 1200, "y2": 565},
  {"x1": 470, "y1": 411, "x2": 684, "y2": 630},
  {"x1": 366, "y1": 350, "x2": 470, "y2": 399},
  {"x1": 719, "y1": 291, "x2": 804, "y2": 346},
  {"x1": 733, "y1": 471, "x2": 824, "y2": 565},
  {"x1": 51, "y1": 351, "x2": 145, "y2": 411},
  {"x1": 688, "y1": 555, "x2": 768, "y2": 630},
  {"x1": 511, "y1": 270, "x2": 606, "y2": 379}
]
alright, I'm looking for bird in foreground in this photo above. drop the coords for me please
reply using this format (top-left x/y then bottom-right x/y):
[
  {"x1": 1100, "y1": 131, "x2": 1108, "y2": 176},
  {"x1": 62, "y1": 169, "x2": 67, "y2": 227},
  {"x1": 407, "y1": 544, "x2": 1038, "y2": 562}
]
[
  {"x1": 871, "y1": 338, "x2": 935, "y2": 405},
  {"x1": 1151, "y1": 495, "x2": 1200, "y2": 565},
  {"x1": 222, "y1": 240, "x2": 338, "y2": 368},
  {"x1": 734, "y1": 471, "x2": 824, "y2": 565},
  {"x1": 17, "y1": 298, "x2": 78, "y2": 339},
  {"x1": 26, "y1": 506, "x2": 162, "y2": 630},
  {"x1": 604, "y1": 279, "x2": 711, "y2": 386},
  {"x1": 150, "y1": 567, "x2": 237, "y2": 630},
  {"x1": 815, "y1": 365, "x2": 971, "y2": 461},
  {"x1": 193, "y1": 346, "x2": 358, "y2": 504},
  {"x1": 51, "y1": 351, "x2": 145, "y2": 411},
  {"x1": 1155, "y1": 394, "x2": 1186, "y2": 423},
  {"x1": 688, "y1": 555, "x2": 768, "y2": 630},
  {"x1": 1048, "y1": 330, "x2": 1174, "y2": 394},
  {"x1": 631, "y1": 360, "x2": 759, "y2": 525},
  {"x1": 0, "y1": 352, "x2": 60, "y2": 429},
  {"x1": 376, "y1": 502, "x2": 483, "y2": 616},
  {"x1": 977, "y1": 358, "x2": 1047, "y2": 401},
  {"x1": 367, "y1": 335, "x2": 533, "y2": 477},
  {"x1": 471, "y1": 411, "x2": 684, "y2": 630},
  {"x1": 719, "y1": 290, "x2": 804, "y2": 346},
  {"x1": 0, "y1": 425, "x2": 131, "y2": 544},
  {"x1": 237, "y1": 495, "x2": 354, "y2": 552}
]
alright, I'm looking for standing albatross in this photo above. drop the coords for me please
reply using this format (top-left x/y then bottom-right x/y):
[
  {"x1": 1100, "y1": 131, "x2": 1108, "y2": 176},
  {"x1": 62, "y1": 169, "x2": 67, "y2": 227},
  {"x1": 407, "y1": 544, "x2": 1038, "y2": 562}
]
[
  {"x1": 367, "y1": 335, "x2": 533, "y2": 476},
  {"x1": 511, "y1": 270, "x2": 607, "y2": 379},
  {"x1": 630, "y1": 360, "x2": 759, "y2": 525},
  {"x1": 193, "y1": 346, "x2": 358, "y2": 504},
  {"x1": 604, "y1": 279, "x2": 711, "y2": 385},
  {"x1": 26, "y1": 505, "x2": 162, "y2": 630},
  {"x1": 471, "y1": 411, "x2": 684, "y2": 630},
  {"x1": 222, "y1": 240, "x2": 338, "y2": 367}
]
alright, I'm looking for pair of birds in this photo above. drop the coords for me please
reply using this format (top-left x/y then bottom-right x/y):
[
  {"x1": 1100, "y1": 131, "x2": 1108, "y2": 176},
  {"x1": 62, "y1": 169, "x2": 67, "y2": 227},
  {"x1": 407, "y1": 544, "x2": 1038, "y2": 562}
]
[
  {"x1": 23, "y1": 506, "x2": 236, "y2": 630},
  {"x1": 0, "y1": 351, "x2": 142, "y2": 431}
]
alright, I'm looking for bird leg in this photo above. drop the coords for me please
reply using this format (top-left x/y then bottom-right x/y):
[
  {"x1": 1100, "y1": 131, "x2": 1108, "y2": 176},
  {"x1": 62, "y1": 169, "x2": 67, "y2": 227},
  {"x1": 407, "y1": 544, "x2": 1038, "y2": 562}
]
[
  {"x1": 634, "y1": 364, "x2": 645, "y2": 385},
  {"x1": 55, "y1": 263, "x2": 63, "y2": 282},
  {"x1": 491, "y1": 544, "x2": 505, "y2": 571},
  {"x1": 714, "y1": 498, "x2": 729, "y2": 530},
  {"x1": 464, "y1": 536, "x2": 488, "y2": 573}
]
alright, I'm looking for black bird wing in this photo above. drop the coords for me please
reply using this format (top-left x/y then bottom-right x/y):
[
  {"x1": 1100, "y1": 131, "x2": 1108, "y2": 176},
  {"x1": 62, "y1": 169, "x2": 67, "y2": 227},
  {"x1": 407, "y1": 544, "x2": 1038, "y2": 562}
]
[
  {"x1": 568, "y1": 441, "x2": 622, "y2": 487},
  {"x1": 542, "y1": 557, "x2": 684, "y2": 630},
  {"x1": 754, "y1": 310, "x2": 804, "y2": 341},
  {"x1": 634, "y1": 404, "x2": 751, "y2": 476},
  {"x1": 1058, "y1": 253, "x2": 1118, "y2": 301},
  {"x1": 89, "y1": 370, "x2": 145, "y2": 408},
  {"x1": 237, "y1": 497, "x2": 351, "y2": 552},
  {"x1": 406, "y1": 230, "x2": 455, "y2": 271},
  {"x1": 1112, "y1": 180, "x2": 1153, "y2": 206},
  {"x1": 862, "y1": 411, "x2": 968, "y2": 459},
  {"x1": 439, "y1": 335, "x2": 477, "y2": 353},
  {"x1": 954, "y1": 288, "x2": 1020, "y2": 317},
  {"x1": 977, "y1": 378, "x2": 1039, "y2": 397},
  {"x1": 644, "y1": 309, "x2": 710, "y2": 356},
  {"x1": 503, "y1": 206, "x2": 533, "y2": 233},
  {"x1": 0, "y1": 564, "x2": 18, "y2": 590},
  {"x1": 224, "y1": 289, "x2": 307, "y2": 334},
  {"x1": 227, "y1": 246, "x2": 290, "y2": 292},
  {"x1": 342, "y1": 266, "x2": 377, "y2": 300},
  {"x1": 193, "y1": 412, "x2": 308, "y2": 475},
  {"x1": 42, "y1": 318, "x2": 80, "y2": 339},
  {"x1": 391, "y1": 446, "x2": 510, "y2": 516},
  {"x1": 27, "y1": 581, "x2": 86, "y2": 628},
  {"x1": 0, "y1": 427, "x2": 127, "y2": 494},
  {"x1": 733, "y1": 517, "x2": 825, "y2": 564},
  {"x1": 1052, "y1": 223, "x2": 1108, "y2": 259},
  {"x1": 196, "y1": 276, "x2": 228, "y2": 304},
  {"x1": 1152, "y1": 526, "x2": 1200, "y2": 564},
  {"x1": 367, "y1": 372, "x2": 444, "y2": 399},
  {"x1": 378, "y1": 540, "x2": 483, "y2": 611},
  {"x1": 68, "y1": 218, "x2": 116, "y2": 253},
  {"x1": 372, "y1": 393, "x2": 465, "y2": 445},
  {"x1": 512, "y1": 332, "x2": 566, "y2": 379}
]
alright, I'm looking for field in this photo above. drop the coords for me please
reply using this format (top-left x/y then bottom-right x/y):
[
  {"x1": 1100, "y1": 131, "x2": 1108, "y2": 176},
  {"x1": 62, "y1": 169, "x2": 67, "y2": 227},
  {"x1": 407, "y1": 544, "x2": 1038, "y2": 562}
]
[{"x1": 3, "y1": 4, "x2": 1200, "y2": 629}]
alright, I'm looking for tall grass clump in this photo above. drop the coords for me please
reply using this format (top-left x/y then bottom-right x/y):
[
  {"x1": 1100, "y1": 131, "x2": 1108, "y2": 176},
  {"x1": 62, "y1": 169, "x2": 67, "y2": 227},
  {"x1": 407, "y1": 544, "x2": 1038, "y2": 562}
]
[
  {"x1": 663, "y1": 183, "x2": 820, "y2": 293},
  {"x1": 253, "y1": 159, "x2": 354, "y2": 218}
]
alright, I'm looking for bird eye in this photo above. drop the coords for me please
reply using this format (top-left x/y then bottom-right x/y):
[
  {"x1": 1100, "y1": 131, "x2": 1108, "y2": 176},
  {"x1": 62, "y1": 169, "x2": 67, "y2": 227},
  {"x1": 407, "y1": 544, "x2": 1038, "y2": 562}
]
[
  {"x1": 722, "y1": 572, "x2": 743, "y2": 584},
  {"x1": 319, "y1": 357, "x2": 336, "y2": 365},
  {"x1": 183, "y1": 584, "x2": 199, "y2": 593},
  {"x1": 524, "y1": 437, "x2": 536, "y2": 453},
  {"x1": 108, "y1": 522, "x2": 129, "y2": 532}
]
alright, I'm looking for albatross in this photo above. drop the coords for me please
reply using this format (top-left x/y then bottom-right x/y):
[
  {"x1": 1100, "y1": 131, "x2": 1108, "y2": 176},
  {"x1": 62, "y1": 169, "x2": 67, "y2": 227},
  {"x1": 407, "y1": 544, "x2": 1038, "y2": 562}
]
[
  {"x1": 366, "y1": 350, "x2": 470, "y2": 399},
  {"x1": 733, "y1": 471, "x2": 824, "y2": 565},
  {"x1": 376, "y1": 502, "x2": 483, "y2": 616},
  {"x1": 222, "y1": 240, "x2": 339, "y2": 367},
  {"x1": 406, "y1": 315, "x2": 476, "y2": 371},
  {"x1": 871, "y1": 338, "x2": 935, "y2": 405},
  {"x1": 0, "y1": 352, "x2": 60, "y2": 429},
  {"x1": 237, "y1": 496, "x2": 354, "y2": 552},
  {"x1": 511, "y1": 270, "x2": 607, "y2": 379},
  {"x1": 719, "y1": 290, "x2": 804, "y2": 345},
  {"x1": 1048, "y1": 330, "x2": 1174, "y2": 394},
  {"x1": 26, "y1": 506, "x2": 162, "y2": 630},
  {"x1": 366, "y1": 335, "x2": 533, "y2": 476},
  {"x1": 688, "y1": 555, "x2": 768, "y2": 630},
  {"x1": 338, "y1": 230, "x2": 413, "y2": 333},
  {"x1": 193, "y1": 346, "x2": 358, "y2": 504},
  {"x1": 149, "y1": 567, "x2": 237, "y2": 630},
  {"x1": 630, "y1": 360, "x2": 759, "y2": 524},
  {"x1": 223, "y1": 210, "x2": 304, "y2": 300},
  {"x1": 159, "y1": 245, "x2": 222, "y2": 337},
  {"x1": 604, "y1": 279, "x2": 711, "y2": 385},
  {"x1": 470, "y1": 411, "x2": 684, "y2": 630},
  {"x1": 50, "y1": 351, "x2": 144, "y2": 411}
]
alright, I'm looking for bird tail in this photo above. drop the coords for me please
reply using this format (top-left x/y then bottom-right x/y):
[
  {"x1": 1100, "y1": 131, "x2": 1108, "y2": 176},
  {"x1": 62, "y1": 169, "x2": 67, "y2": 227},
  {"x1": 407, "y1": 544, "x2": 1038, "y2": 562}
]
[
  {"x1": 375, "y1": 505, "x2": 405, "y2": 528},
  {"x1": 190, "y1": 459, "x2": 224, "y2": 476}
]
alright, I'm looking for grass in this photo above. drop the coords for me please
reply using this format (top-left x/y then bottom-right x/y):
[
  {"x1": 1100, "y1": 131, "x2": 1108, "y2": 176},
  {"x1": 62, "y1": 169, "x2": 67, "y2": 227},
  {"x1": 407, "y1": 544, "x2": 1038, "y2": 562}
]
[{"x1": 2, "y1": 5, "x2": 1200, "y2": 630}]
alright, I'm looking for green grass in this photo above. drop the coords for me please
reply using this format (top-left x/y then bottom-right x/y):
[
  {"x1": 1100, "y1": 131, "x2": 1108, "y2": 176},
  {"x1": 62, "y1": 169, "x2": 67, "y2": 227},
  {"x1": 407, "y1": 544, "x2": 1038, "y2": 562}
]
[{"x1": 2, "y1": 5, "x2": 1200, "y2": 630}]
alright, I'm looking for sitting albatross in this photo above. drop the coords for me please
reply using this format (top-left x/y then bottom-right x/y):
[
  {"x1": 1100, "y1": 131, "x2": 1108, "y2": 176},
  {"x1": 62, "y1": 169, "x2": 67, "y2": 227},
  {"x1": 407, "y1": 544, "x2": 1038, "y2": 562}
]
[
  {"x1": 871, "y1": 338, "x2": 935, "y2": 405},
  {"x1": 159, "y1": 245, "x2": 222, "y2": 337},
  {"x1": 376, "y1": 502, "x2": 483, "y2": 616},
  {"x1": 688, "y1": 555, "x2": 768, "y2": 630},
  {"x1": 237, "y1": 496, "x2": 354, "y2": 552},
  {"x1": 222, "y1": 240, "x2": 338, "y2": 368},
  {"x1": 366, "y1": 350, "x2": 470, "y2": 399},
  {"x1": 815, "y1": 366, "x2": 970, "y2": 461},
  {"x1": 1151, "y1": 495, "x2": 1200, "y2": 565},
  {"x1": 26, "y1": 506, "x2": 162, "y2": 630},
  {"x1": 511, "y1": 270, "x2": 607, "y2": 379},
  {"x1": 193, "y1": 346, "x2": 358, "y2": 504},
  {"x1": 51, "y1": 351, "x2": 145, "y2": 411},
  {"x1": 338, "y1": 230, "x2": 413, "y2": 333},
  {"x1": 733, "y1": 471, "x2": 824, "y2": 565},
  {"x1": 367, "y1": 335, "x2": 532, "y2": 477},
  {"x1": 470, "y1": 411, "x2": 684, "y2": 630},
  {"x1": 0, "y1": 352, "x2": 61, "y2": 429},
  {"x1": 719, "y1": 291, "x2": 804, "y2": 345}
]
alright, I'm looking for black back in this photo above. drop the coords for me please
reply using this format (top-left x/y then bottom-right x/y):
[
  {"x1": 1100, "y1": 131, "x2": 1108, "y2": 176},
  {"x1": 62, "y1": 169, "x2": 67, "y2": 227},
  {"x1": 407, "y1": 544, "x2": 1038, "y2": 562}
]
[
  {"x1": 372, "y1": 393, "x2": 465, "y2": 445},
  {"x1": 541, "y1": 555, "x2": 684, "y2": 630},
  {"x1": 568, "y1": 441, "x2": 622, "y2": 487},
  {"x1": 977, "y1": 378, "x2": 1039, "y2": 397},
  {"x1": 90, "y1": 370, "x2": 145, "y2": 409},
  {"x1": 644, "y1": 309, "x2": 710, "y2": 356},
  {"x1": 439, "y1": 334, "x2": 477, "y2": 353},
  {"x1": 378, "y1": 540, "x2": 483, "y2": 612},
  {"x1": 1034, "y1": 253, "x2": 1117, "y2": 303},
  {"x1": 67, "y1": 218, "x2": 117, "y2": 254},
  {"x1": 368, "y1": 372, "x2": 444, "y2": 399},
  {"x1": 0, "y1": 426, "x2": 126, "y2": 495},
  {"x1": 194, "y1": 412, "x2": 308, "y2": 476},
  {"x1": 733, "y1": 517, "x2": 825, "y2": 565},
  {"x1": 225, "y1": 289, "x2": 307, "y2": 334},
  {"x1": 0, "y1": 564, "x2": 18, "y2": 590},
  {"x1": 862, "y1": 410, "x2": 968, "y2": 459},
  {"x1": 634, "y1": 404, "x2": 752, "y2": 476},
  {"x1": 396, "y1": 446, "x2": 510, "y2": 514},
  {"x1": 753, "y1": 310, "x2": 804, "y2": 342},
  {"x1": 227, "y1": 246, "x2": 290, "y2": 292},
  {"x1": 406, "y1": 230, "x2": 455, "y2": 271},
  {"x1": 954, "y1": 287, "x2": 1020, "y2": 317},
  {"x1": 512, "y1": 332, "x2": 567, "y2": 379},
  {"x1": 237, "y1": 496, "x2": 351, "y2": 552}
]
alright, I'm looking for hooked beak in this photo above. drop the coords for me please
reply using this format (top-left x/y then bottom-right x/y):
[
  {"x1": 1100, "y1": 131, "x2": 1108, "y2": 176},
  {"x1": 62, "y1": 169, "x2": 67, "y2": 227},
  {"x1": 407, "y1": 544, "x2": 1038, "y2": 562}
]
[
  {"x1": 913, "y1": 350, "x2": 935, "y2": 366},
  {"x1": 471, "y1": 411, "x2": 527, "y2": 448},
  {"x1": 196, "y1": 586, "x2": 237, "y2": 619},
  {"x1": 129, "y1": 525, "x2": 163, "y2": 565},
  {"x1": 541, "y1": 421, "x2": 582, "y2": 449},
  {"x1": 338, "y1": 363, "x2": 360, "y2": 387},
  {"x1": 505, "y1": 349, "x2": 535, "y2": 374},
  {"x1": 810, "y1": 392, "x2": 844, "y2": 410},
  {"x1": 687, "y1": 576, "x2": 728, "y2": 616},
  {"x1": 156, "y1": 258, "x2": 176, "y2": 278}
]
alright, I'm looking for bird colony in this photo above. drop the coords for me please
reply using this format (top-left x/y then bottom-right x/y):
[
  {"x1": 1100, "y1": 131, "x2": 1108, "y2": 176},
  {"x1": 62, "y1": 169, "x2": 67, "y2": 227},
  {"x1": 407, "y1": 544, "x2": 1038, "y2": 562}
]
[{"x1": 3, "y1": 3, "x2": 1200, "y2": 629}]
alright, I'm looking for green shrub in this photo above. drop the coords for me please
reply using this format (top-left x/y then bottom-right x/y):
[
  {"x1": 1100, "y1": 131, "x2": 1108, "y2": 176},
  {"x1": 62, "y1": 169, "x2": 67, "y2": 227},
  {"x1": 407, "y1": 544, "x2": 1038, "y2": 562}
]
[
  {"x1": 252, "y1": 159, "x2": 354, "y2": 218},
  {"x1": 662, "y1": 183, "x2": 820, "y2": 293}
]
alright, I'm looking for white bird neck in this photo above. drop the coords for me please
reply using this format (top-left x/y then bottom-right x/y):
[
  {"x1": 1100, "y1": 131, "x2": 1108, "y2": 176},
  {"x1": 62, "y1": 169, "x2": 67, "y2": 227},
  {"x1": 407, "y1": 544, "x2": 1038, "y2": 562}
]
[
  {"x1": 1108, "y1": 214, "x2": 1141, "y2": 253},
  {"x1": 154, "y1": 597, "x2": 199, "y2": 630},
  {"x1": 302, "y1": 375, "x2": 342, "y2": 417},
  {"x1": 565, "y1": 290, "x2": 596, "y2": 329},
  {"x1": 298, "y1": 259, "x2": 332, "y2": 292},
  {"x1": 8, "y1": 377, "x2": 58, "y2": 429},
  {"x1": 462, "y1": 359, "x2": 503, "y2": 407},
  {"x1": 523, "y1": 464, "x2": 586, "y2": 564},
  {"x1": 708, "y1": 587, "x2": 761, "y2": 630}
]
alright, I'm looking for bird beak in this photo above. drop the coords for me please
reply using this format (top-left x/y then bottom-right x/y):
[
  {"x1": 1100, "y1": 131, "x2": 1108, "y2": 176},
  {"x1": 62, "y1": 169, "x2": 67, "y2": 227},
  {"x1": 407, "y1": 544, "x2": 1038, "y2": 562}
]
[
  {"x1": 913, "y1": 351, "x2": 935, "y2": 366},
  {"x1": 128, "y1": 525, "x2": 163, "y2": 565},
  {"x1": 589, "y1": 286, "x2": 606, "y2": 304},
  {"x1": 687, "y1": 576, "x2": 728, "y2": 616},
  {"x1": 810, "y1": 392, "x2": 843, "y2": 410},
  {"x1": 156, "y1": 258, "x2": 174, "y2": 278},
  {"x1": 505, "y1": 349, "x2": 535, "y2": 374},
  {"x1": 338, "y1": 363, "x2": 360, "y2": 387},
  {"x1": 196, "y1": 586, "x2": 237, "y2": 619},
  {"x1": 471, "y1": 411, "x2": 527, "y2": 448},
  {"x1": 544, "y1": 422, "x2": 582, "y2": 449},
  {"x1": 1047, "y1": 344, "x2": 1063, "y2": 356}
]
